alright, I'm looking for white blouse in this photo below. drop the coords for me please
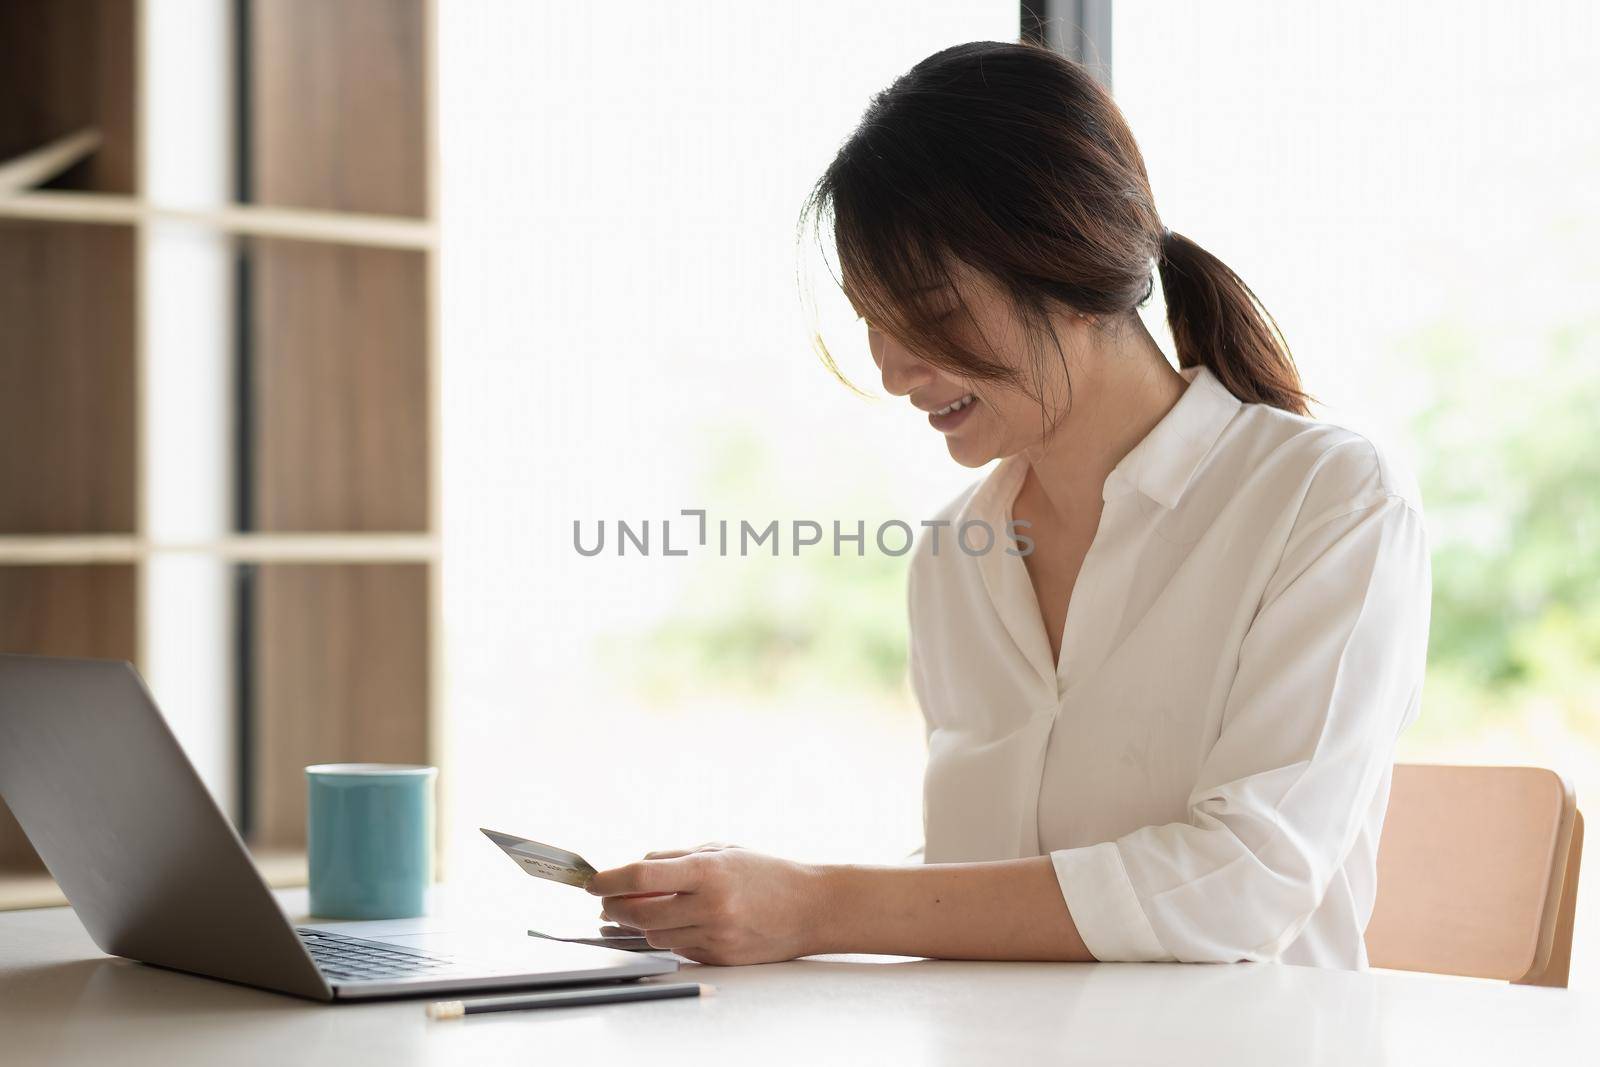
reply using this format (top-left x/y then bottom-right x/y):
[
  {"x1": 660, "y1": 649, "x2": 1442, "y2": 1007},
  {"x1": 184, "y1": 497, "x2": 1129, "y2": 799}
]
[{"x1": 907, "y1": 363, "x2": 1432, "y2": 969}]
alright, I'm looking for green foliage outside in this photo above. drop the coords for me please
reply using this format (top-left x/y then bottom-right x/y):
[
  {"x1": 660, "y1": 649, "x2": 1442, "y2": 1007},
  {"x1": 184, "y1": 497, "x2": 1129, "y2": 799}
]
[{"x1": 1404, "y1": 313, "x2": 1600, "y2": 745}]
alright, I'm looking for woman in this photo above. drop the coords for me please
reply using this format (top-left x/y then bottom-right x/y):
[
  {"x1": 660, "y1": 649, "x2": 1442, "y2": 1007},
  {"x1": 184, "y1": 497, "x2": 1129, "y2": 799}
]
[{"x1": 587, "y1": 40, "x2": 1432, "y2": 970}]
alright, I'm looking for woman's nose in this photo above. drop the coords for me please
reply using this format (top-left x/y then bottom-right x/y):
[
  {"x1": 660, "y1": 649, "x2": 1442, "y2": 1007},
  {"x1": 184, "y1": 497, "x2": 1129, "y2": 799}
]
[{"x1": 871, "y1": 331, "x2": 935, "y2": 397}]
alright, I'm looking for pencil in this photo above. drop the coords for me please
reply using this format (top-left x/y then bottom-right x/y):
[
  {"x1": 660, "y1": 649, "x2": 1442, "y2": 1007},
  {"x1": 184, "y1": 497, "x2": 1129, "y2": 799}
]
[{"x1": 426, "y1": 981, "x2": 714, "y2": 1019}]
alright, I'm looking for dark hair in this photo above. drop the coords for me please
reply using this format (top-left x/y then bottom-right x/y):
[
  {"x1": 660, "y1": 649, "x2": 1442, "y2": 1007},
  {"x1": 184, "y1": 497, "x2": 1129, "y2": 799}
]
[{"x1": 797, "y1": 39, "x2": 1310, "y2": 417}]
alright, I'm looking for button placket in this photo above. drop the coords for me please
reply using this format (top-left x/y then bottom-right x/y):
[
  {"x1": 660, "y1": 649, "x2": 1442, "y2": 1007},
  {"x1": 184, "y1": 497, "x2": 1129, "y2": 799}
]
[{"x1": 1019, "y1": 495, "x2": 1126, "y2": 858}]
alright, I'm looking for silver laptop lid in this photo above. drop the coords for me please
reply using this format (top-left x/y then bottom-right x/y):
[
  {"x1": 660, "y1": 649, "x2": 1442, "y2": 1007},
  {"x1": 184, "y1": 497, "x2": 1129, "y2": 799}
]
[{"x1": 0, "y1": 654, "x2": 331, "y2": 1000}]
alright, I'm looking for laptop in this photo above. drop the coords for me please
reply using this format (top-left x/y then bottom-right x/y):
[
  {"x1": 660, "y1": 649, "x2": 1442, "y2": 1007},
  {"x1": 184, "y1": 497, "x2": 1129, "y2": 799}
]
[{"x1": 0, "y1": 653, "x2": 678, "y2": 1001}]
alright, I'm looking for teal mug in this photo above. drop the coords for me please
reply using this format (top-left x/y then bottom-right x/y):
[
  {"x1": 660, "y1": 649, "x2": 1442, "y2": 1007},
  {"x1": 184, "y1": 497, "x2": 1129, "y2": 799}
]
[{"x1": 306, "y1": 763, "x2": 438, "y2": 919}]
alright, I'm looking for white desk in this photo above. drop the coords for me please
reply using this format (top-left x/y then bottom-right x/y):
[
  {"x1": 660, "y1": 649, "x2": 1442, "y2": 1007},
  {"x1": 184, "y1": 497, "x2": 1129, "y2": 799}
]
[{"x1": 1, "y1": 888, "x2": 1594, "y2": 1066}]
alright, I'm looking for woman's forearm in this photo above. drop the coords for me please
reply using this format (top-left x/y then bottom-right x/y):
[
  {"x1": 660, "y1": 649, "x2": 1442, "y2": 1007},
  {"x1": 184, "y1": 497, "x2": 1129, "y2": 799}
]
[{"x1": 807, "y1": 855, "x2": 1095, "y2": 961}]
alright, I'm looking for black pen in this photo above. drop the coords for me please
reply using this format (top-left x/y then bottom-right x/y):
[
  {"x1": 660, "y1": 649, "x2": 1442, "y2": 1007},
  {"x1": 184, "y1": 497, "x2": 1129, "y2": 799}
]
[{"x1": 426, "y1": 981, "x2": 714, "y2": 1019}]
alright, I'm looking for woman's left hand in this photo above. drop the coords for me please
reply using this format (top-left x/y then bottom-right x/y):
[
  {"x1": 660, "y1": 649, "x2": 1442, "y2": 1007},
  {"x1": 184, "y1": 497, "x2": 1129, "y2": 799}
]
[{"x1": 586, "y1": 843, "x2": 829, "y2": 965}]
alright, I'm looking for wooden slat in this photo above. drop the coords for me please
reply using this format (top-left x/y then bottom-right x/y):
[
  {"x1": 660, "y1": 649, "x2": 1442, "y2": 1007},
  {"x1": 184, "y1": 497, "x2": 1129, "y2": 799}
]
[
  {"x1": 0, "y1": 0, "x2": 136, "y2": 194},
  {"x1": 0, "y1": 220, "x2": 136, "y2": 533},
  {"x1": 249, "y1": 0, "x2": 427, "y2": 217},
  {"x1": 253, "y1": 564, "x2": 429, "y2": 847},
  {"x1": 0, "y1": 191, "x2": 437, "y2": 249},
  {"x1": 0, "y1": 564, "x2": 138, "y2": 871},
  {"x1": 0, "y1": 129, "x2": 103, "y2": 195},
  {"x1": 0, "y1": 536, "x2": 141, "y2": 564},
  {"x1": 0, "y1": 534, "x2": 439, "y2": 565},
  {"x1": 250, "y1": 239, "x2": 429, "y2": 532}
]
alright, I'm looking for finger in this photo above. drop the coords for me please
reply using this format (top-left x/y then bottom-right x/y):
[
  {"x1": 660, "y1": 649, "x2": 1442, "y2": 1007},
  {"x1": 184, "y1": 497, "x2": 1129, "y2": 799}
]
[
  {"x1": 640, "y1": 926, "x2": 704, "y2": 951},
  {"x1": 643, "y1": 848, "x2": 694, "y2": 860},
  {"x1": 596, "y1": 913, "x2": 654, "y2": 932},
  {"x1": 586, "y1": 856, "x2": 704, "y2": 897},
  {"x1": 601, "y1": 891, "x2": 710, "y2": 931},
  {"x1": 595, "y1": 908, "x2": 642, "y2": 932}
]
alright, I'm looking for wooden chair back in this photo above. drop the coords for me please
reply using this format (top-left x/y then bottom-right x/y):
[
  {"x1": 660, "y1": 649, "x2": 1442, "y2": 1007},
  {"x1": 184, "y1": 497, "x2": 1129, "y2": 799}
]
[{"x1": 1365, "y1": 763, "x2": 1584, "y2": 986}]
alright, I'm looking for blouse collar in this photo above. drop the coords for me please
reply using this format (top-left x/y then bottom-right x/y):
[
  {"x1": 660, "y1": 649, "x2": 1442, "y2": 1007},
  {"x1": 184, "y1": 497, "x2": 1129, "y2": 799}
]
[
  {"x1": 968, "y1": 362, "x2": 1244, "y2": 528},
  {"x1": 1101, "y1": 363, "x2": 1241, "y2": 510}
]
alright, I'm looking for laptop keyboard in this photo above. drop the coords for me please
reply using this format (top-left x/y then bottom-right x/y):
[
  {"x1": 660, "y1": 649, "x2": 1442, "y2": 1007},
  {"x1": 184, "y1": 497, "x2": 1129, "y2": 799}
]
[{"x1": 297, "y1": 928, "x2": 455, "y2": 983}]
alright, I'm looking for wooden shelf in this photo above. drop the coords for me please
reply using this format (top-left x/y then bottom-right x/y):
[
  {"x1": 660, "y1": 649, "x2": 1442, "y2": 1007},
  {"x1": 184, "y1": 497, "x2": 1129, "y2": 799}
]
[
  {"x1": 188, "y1": 535, "x2": 441, "y2": 562},
  {"x1": 0, "y1": 536, "x2": 142, "y2": 565},
  {"x1": 1, "y1": 1, "x2": 142, "y2": 893},
  {"x1": 0, "y1": 191, "x2": 436, "y2": 249},
  {"x1": 0, "y1": 0, "x2": 440, "y2": 910},
  {"x1": 0, "y1": 534, "x2": 439, "y2": 565}
]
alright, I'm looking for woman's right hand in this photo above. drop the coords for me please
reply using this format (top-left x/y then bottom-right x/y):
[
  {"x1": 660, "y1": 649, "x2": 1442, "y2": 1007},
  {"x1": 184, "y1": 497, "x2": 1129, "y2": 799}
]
[{"x1": 593, "y1": 842, "x2": 743, "y2": 937}]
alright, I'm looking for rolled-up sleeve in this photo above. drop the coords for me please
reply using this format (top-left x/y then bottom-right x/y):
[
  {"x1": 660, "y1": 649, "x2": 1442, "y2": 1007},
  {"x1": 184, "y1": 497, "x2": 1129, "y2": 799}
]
[{"x1": 1051, "y1": 491, "x2": 1432, "y2": 963}]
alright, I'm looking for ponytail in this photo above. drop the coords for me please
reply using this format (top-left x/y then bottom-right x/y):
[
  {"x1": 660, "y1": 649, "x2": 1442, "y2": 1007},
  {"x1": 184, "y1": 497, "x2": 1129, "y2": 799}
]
[{"x1": 1157, "y1": 228, "x2": 1310, "y2": 416}]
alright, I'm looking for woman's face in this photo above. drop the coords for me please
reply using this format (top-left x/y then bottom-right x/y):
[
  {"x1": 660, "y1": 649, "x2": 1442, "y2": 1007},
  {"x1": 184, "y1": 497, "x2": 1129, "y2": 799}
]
[{"x1": 866, "y1": 266, "x2": 1081, "y2": 468}]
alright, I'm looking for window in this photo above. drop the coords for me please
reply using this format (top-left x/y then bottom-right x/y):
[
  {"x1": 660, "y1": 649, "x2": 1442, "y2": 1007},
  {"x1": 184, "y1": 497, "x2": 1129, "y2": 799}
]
[{"x1": 440, "y1": 1, "x2": 1018, "y2": 920}]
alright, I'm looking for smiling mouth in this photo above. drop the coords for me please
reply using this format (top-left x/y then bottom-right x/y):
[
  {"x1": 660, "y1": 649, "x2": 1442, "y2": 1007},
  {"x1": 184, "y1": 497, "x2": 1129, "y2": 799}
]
[
  {"x1": 930, "y1": 394, "x2": 976, "y2": 416},
  {"x1": 927, "y1": 393, "x2": 979, "y2": 433}
]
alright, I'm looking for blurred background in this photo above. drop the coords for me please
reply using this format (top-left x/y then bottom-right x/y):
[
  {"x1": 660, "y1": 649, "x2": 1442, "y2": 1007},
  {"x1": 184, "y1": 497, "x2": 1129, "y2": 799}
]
[{"x1": 1, "y1": 0, "x2": 1595, "y2": 988}]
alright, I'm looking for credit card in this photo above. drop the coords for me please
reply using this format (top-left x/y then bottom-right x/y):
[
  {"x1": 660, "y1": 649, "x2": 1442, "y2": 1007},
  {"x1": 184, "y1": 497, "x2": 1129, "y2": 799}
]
[
  {"x1": 481, "y1": 827, "x2": 598, "y2": 888},
  {"x1": 527, "y1": 927, "x2": 661, "y2": 952}
]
